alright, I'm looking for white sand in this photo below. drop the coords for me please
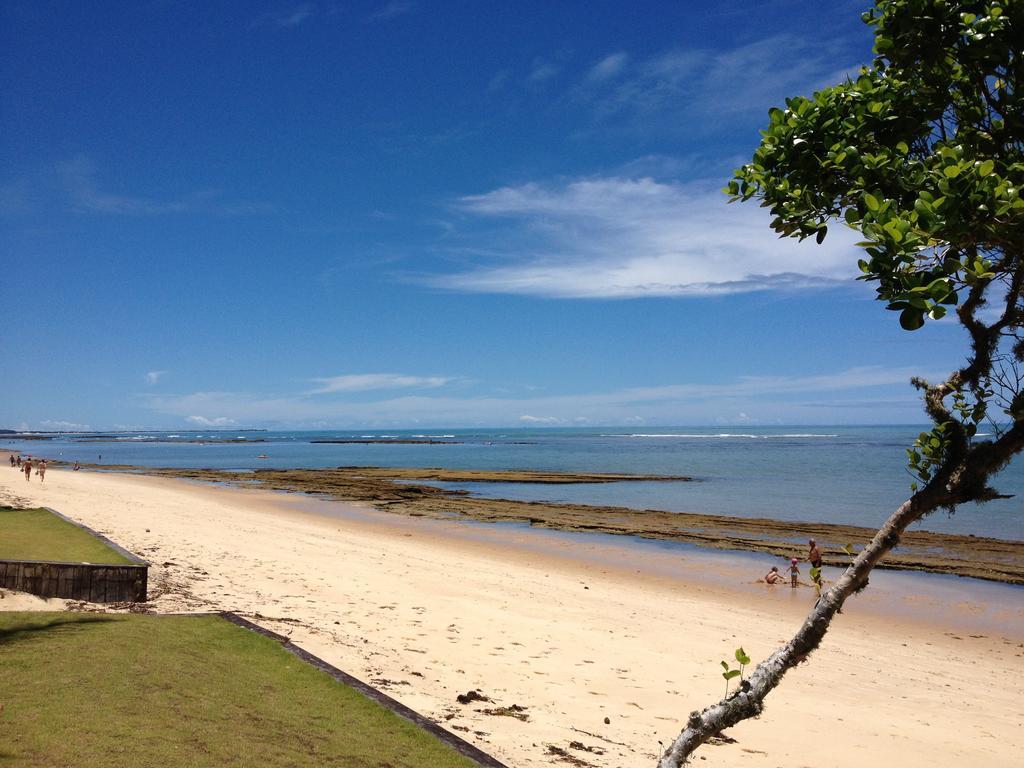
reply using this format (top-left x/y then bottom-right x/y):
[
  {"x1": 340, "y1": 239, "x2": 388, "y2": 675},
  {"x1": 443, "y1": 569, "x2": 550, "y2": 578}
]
[{"x1": 2, "y1": 466, "x2": 1021, "y2": 767}]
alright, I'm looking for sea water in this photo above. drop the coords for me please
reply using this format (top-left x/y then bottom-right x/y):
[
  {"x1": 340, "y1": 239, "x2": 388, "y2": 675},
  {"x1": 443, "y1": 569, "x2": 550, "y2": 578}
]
[{"x1": 5, "y1": 425, "x2": 1022, "y2": 541}]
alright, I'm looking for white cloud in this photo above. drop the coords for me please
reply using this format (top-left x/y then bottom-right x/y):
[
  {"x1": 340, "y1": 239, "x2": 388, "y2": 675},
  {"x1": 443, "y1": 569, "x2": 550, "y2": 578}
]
[
  {"x1": 56, "y1": 156, "x2": 273, "y2": 216},
  {"x1": 434, "y1": 176, "x2": 859, "y2": 298},
  {"x1": 59, "y1": 157, "x2": 189, "y2": 214},
  {"x1": 39, "y1": 419, "x2": 90, "y2": 431},
  {"x1": 186, "y1": 415, "x2": 237, "y2": 427},
  {"x1": 587, "y1": 52, "x2": 629, "y2": 82},
  {"x1": 527, "y1": 59, "x2": 561, "y2": 84},
  {"x1": 519, "y1": 415, "x2": 565, "y2": 424},
  {"x1": 367, "y1": 1, "x2": 415, "y2": 22},
  {"x1": 251, "y1": 3, "x2": 315, "y2": 29},
  {"x1": 274, "y1": 4, "x2": 314, "y2": 27},
  {"x1": 145, "y1": 370, "x2": 167, "y2": 385},
  {"x1": 144, "y1": 366, "x2": 928, "y2": 428},
  {"x1": 307, "y1": 373, "x2": 455, "y2": 394},
  {"x1": 578, "y1": 35, "x2": 858, "y2": 131}
]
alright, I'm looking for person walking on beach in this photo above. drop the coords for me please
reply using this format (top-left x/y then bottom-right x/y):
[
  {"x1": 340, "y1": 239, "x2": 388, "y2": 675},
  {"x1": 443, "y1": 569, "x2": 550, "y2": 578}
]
[
  {"x1": 15, "y1": 454, "x2": 21, "y2": 468},
  {"x1": 23, "y1": 459, "x2": 31, "y2": 482},
  {"x1": 8, "y1": 454, "x2": 14, "y2": 468},
  {"x1": 37, "y1": 459, "x2": 46, "y2": 483},
  {"x1": 789, "y1": 557, "x2": 801, "y2": 588},
  {"x1": 763, "y1": 566, "x2": 784, "y2": 584}
]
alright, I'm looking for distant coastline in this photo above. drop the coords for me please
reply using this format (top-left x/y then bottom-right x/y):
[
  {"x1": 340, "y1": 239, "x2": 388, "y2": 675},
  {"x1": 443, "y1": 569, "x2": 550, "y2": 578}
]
[{"x1": 6, "y1": 426, "x2": 1022, "y2": 544}]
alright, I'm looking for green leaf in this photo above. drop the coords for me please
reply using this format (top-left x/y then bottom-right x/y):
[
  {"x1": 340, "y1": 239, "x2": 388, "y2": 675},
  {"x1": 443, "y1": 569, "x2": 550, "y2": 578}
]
[
  {"x1": 720, "y1": 660, "x2": 730, "y2": 670},
  {"x1": 978, "y1": 160, "x2": 994, "y2": 177},
  {"x1": 864, "y1": 193, "x2": 880, "y2": 211},
  {"x1": 735, "y1": 647, "x2": 750, "y2": 665},
  {"x1": 842, "y1": 544, "x2": 855, "y2": 555},
  {"x1": 899, "y1": 308, "x2": 925, "y2": 331},
  {"x1": 722, "y1": 669, "x2": 741, "y2": 680},
  {"x1": 883, "y1": 222, "x2": 903, "y2": 242}
]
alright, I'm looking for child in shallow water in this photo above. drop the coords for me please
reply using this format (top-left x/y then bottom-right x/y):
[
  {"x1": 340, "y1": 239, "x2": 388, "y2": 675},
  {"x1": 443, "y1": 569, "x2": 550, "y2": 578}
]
[
  {"x1": 789, "y1": 558, "x2": 801, "y2": 588},
  {"x1": 763, "y1": 566, "x2": 783, "y2": 584}
]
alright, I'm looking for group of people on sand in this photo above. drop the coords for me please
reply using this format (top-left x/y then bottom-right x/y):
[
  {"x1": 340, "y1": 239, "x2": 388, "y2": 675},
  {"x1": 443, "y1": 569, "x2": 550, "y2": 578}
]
[
  {"x1": 9, "y1": 453, "x2": 47, "y2": 482},
  {"x1": 763, "y1": 539, "x2": 824, "y2": 589}
]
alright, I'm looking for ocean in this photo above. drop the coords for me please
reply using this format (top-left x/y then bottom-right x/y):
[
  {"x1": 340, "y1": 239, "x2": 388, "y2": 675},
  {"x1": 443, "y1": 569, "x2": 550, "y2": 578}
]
[{"x1": 5, "y1": 425, "x2": 1022, "y2": 541}]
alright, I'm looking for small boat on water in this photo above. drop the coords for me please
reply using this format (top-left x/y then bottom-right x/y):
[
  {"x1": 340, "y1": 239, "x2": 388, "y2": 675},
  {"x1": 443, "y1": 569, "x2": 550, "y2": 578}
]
[{"x1": 256, "y1": 454, "x2": 269, "y2": 459}]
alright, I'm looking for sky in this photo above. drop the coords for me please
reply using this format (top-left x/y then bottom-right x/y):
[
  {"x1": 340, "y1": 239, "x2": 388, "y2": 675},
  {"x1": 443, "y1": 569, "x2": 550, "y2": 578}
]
[{"x1": 0, "y1": 0, "x2": 974, "y2": 430}]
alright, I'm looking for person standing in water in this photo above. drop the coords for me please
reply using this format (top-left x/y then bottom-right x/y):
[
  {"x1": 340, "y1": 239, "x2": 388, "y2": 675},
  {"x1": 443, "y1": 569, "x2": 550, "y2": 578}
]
[
  {"x1": 808, "y1": 539, "x2": 824, "y2": 588},
  {"x1": 808, "y1": 539, "x2": 823, "y2": 568}
]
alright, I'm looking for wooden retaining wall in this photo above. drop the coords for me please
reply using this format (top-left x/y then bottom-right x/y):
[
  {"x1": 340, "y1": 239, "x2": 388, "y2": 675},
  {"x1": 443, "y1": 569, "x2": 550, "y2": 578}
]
[
  {"x1": 0, "y1": 508, "x2": 148, "y2": 603},
  {"x1": 0, "y1": 560, "x2": 148, "y2": 602}
]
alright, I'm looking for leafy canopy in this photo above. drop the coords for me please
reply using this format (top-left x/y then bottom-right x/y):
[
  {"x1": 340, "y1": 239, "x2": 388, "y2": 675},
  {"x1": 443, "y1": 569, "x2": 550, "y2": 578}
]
[
  {"x1": 661, "y1": 7, "x2": 1023, "y2": 764},
  {"x1": 727, "y1": 0, "x2": 1022, "y2": 333}
]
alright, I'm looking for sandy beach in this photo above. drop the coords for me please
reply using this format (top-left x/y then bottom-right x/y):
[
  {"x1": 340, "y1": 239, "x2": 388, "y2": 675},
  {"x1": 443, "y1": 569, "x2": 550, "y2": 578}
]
[{"x1": 2, "y1": 464, "x2": 1022, "y2": 767}]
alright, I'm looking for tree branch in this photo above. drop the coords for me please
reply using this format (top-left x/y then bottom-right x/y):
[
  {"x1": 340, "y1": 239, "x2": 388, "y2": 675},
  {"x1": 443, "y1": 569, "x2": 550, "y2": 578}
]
[
  {"x1": 657, "y1": 407, "x2": 1024, "y2": 767},
  {"x1": 657, "y1": 481, "x2": 951, "y2": 767}
]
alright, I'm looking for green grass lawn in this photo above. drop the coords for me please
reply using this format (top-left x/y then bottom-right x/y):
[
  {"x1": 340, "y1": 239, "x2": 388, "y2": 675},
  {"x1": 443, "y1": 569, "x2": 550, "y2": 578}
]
[
  {"x1": 0, "y1": 612, "x2": 480, "y2": 768},
  {"x1": 0, "y1": 507, "x2": 134, "y2": 564}
]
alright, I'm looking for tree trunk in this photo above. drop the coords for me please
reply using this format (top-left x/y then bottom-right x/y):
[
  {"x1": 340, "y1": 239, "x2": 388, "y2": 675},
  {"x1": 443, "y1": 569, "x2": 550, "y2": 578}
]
[{"x1": 656, "y1": 488, "x2": 947, "y2": 767}]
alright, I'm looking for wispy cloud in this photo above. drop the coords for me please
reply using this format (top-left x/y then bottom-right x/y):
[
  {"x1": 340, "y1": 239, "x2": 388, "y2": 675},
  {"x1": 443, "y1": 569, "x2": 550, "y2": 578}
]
[
  {"x1": 573, "y1": 36, "x2": 858, "y2": 134},
  {"x1": 426, "y1": 175, "x2": 860, "y2": 298},
  {"x1": 39, "y1": 419, "x2": 91, "y2": 431},
  {"x1": 527, "y1": 58, "x2": 561, "y2": 84},
  {"x1": 56, "y1": 156, "x2": 273, "y2": 216},
  {"x1": 185, "y1": 415, "x2": 237, "y2": 427},
  {"x1": 251, "y1": 3, "x2": 315, "y2": 29},
  {"x1": 586, "y1": 52, "x2": 629, "y2": 82},
  {"x1": 487, "y1": 69, "x2": 511, "y2": 93},
  {"x1": 145, "y1": 370, "x2": 167, "y2": 385},
  {"x1": 367, "y1": 1, "x2": 415, "y2": 22},
  {"x1": 59, "y1": 157, "x2": 189, "y2": 214},
  {"x1": 519, "y1": 415, "x2": 565, "y2": 424},
  {"x1": 307, "y1": 373, "x2": 455, "y2": 394},
  {"x1": 144, "y1": 366, "x2": 928, "y2": 428}
]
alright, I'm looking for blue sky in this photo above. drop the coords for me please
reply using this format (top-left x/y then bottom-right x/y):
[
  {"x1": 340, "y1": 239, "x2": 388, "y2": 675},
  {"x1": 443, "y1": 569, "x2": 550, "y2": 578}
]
[{"x1": 1, "y1": 0, "x2": 969, "y2": 429}]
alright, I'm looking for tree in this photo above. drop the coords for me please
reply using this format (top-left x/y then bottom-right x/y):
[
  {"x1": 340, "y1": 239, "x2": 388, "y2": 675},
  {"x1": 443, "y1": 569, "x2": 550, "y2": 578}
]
[{"x1": 659, "y1": 1, "x2": 1023, "y2": 764}]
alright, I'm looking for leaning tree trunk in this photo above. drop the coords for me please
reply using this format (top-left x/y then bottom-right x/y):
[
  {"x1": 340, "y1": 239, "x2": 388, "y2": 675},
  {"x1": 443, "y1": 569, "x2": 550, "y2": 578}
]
[
  {"x1": 656, "y1": 490, "x2": 937, "y2": 767},
  {"x1": 657, "y1": 420, "x2": 1024, "y2": 767}
]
